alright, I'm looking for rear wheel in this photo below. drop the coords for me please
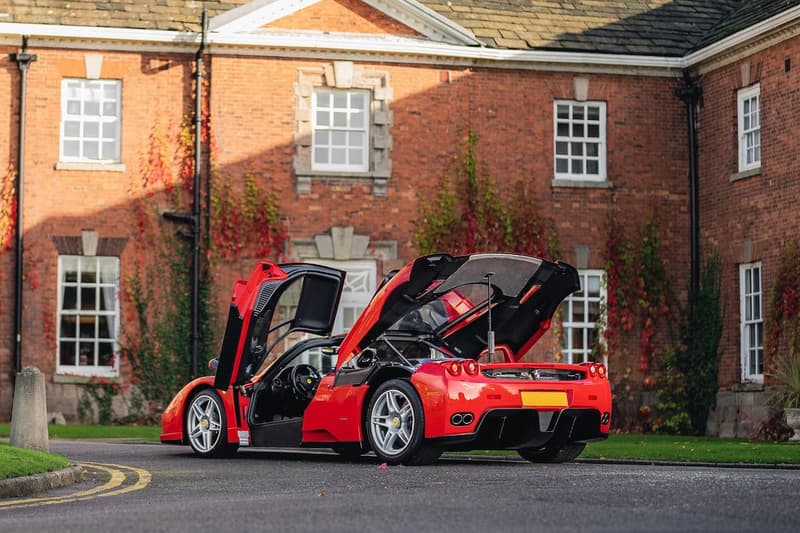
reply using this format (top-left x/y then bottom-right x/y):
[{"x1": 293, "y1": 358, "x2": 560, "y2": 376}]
[
  {"x1": 365, "y1": 379, "x2": 442, "y2": 465},
  {"x1": 185, "y1": 389, "x2": 238, "y2": 458},
  {"x1": 518, "y1": 442, "x2": 585, "y2": 463}
]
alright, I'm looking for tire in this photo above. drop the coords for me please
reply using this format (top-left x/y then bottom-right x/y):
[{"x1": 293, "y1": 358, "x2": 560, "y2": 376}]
[
  {"x1": 365, "y1": 379, "x2": 442, "y2": 465},
  {"x1": 518, "y1": 442, "x2": 586, "y2": 463},
  {"x1": 185, "y1": 389, "x2": 239, "y2": 458}
]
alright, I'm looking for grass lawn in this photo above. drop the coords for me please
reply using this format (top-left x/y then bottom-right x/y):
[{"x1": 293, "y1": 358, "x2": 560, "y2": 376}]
[
  {"x1": 2, "y1": 424, "x2": 799, "y2": 465},
  {"x1": 0, "y1": 443, "x2": 69, "y2": 480},
  {"x1": 0, "y1": 424, "x2": 161, "y2": 442},
  {"x1": 582, "y1": 434, "x2": 800, "y2": 464}
]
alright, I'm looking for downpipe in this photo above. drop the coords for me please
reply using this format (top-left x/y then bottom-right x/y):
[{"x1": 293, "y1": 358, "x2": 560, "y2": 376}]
[{"x1": 10, "y1": 36, "x2": 37, "y2": 374}]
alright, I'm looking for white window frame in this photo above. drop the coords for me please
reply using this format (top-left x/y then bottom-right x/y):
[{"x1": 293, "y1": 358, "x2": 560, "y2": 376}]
[
  {"x1": 553, "y1": 100, "x2": 607, "y2": 181},
  {"x1": 740, "y1": 262, "x2": 764, "y2": 383},
  {"x1": 560, "y1": 269, "x2": 606, "y2": 365},
  {"x1": 56, "y1": 255, "x2": 121, "y2": 377},
  {"x1": 311, "y1": 88, "x2": 370, "y2": 173},
  {"x1": 60, "y1": 78, "x2": 122, "y2": 163},
  {"x1": 737, "y1": 84, "x2": 760, "y2": 172}
]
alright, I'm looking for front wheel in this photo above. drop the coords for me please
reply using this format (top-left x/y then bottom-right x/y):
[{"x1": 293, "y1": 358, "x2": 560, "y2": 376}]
[
  {"x1": 185, "y1": 389, "x2": 238, "y2": 458},
  {"x1": 365, "y1": 379, "x2": 442, "y2": 465},
  {"x1": 518, "y1": 442, "x2": 585, "y2": 463}
]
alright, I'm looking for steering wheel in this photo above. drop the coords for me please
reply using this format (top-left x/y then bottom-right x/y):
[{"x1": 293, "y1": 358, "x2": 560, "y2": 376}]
[{"x1": 290, "y1": 364, "x2": 321, "y2": 399}]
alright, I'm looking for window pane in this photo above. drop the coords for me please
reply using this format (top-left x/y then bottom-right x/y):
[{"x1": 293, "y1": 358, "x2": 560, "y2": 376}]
[
  {"x1": 571, "y1": 142, "x2": 583, "y2": 156},
  {"x1": 63, "y1": 286, "x2": 78, "y2": 310},
  {"x1": 98, "y1": 343, "x2": 114, "y2": 366},
  {"x1": 316, "y1": 111, "x2": 329, "y2": 127},
  {"x1": 572, "y1": 159, "x2": 583, "y2": 174},
  {"x1": 331, "y1": 148, "x2": 346, "y2": 164},
  {"x1": 350, "y1": 131, "x2": 363, "y2": 147},
  {"x1": 79, "y1": 342, "x2": 94, "y2": 366},
  {"x1": 85, "y1": 101, "x2": 100, "y2": 116},
  {"x1": 587, "y1": 276, "x2": 601, "y2": 295},
  {"x1": 67, "y1": 101, "x2": 81, "y2": 114},
  {"x1": 555, "y1": 141, "x2": 568, "y2": 155},
  {"x1": 557, "y1": 105, "x2": 569, "y2": 119},
  {"x1": 333, "y1": 92, "x2": 347, "y2": 108},
  {"x1": 314, "y1": 130, "x2": 329, "y2": 146},
  {"x1": 350, "y1": 112, "x2": 365, "y2": 128},
  {"x1": 84, "y1": 122, "x2": 99, "y2": 138},
  {"x1": 61, "y1": 316, "x2": 77, "y2": 338},
  {"x1": 556, "y1": 158, "x2": 568, "y2": 173},
  {"x1": 80, "y1": 316, "x2": 96, "y2": 338},
  {"x1": 317, "y1": 92, "x2": 330, "y2": 107},
  {"x1": 102, "y1": 102, "x2": 116, "y2": 115},
  {"x1": 103, "y1": 83, "x2": 117, "y2": 99},
  {"x1": 83, "y1": 141, "x2": 99, "y2": 159},
  {"x1": 587, "y1": 160, "x2": 599, "y2": 174},
  {"x1": 313, "y1": 147, "x2": 328, "y2": 164},
  {"x1": 557, "y1": 123, "x2": 569, "y2": 137},
  {"x1": 573, "y1": 106, "x2": 584, "y2": 120},
  {"x1": 331, "y1": 131, "x2": 346, "y2": 146},
  {"x1": 587, "y1": 106, "x2": 600, "y2": 120},
  {"x1": 64, "y1": 121, "x2": 80, "y2": 137},
  {"x1": 63, "y1": 140, "x2": 80, "y2": 158},
  {"x1": 81, "y1": 287, "x2": 97, "y2": 310},
  {"x1": 572, "y1": 123, "x2": 584, "y2": 137},
  {"x1": 586, "y1": 143, "x2": 598, "y2": 157},
  {"x1": 333, "y1": 112, "x2": 347, "y2": 128},
  {"x1": 351, "y1": 93, "x2": 365, "y2": 109},
  {"x1": 572, "y1": 328, "x2": 584, "y2": 349},
  {"x1": 60, "y1": 342, "x2": 76, "y2": 366},
  {"x1": 102, "y1": 142, "x2": 117, "y2": 160},
  {"x1": 573, "y1": 300, "x2": 585, "y2": 321},
  {"x1": 588, "y1": 124, "x2": 599, "y2": 138},
  {"x1": 349, "y1": 148, "x2": 363, "y2": 165}
]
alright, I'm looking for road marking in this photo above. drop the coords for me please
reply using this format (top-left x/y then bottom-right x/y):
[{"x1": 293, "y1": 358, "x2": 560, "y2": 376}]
[{"x1": 0, "y1": 462, "x2": 151, "y2": 510}]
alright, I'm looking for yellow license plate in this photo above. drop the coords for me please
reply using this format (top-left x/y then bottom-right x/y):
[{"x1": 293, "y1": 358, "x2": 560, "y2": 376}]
[{"x1": 520, "y1": 391, "x2": 568, "y2": 407}]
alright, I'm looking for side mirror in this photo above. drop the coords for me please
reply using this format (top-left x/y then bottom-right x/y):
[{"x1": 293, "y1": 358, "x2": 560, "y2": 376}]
[
  {"x1": 356, "y1": 349, "x2": 377, "y2": 369},
  {"x1": 208, "y1": 358, "x2": 219, "y2": 371}
]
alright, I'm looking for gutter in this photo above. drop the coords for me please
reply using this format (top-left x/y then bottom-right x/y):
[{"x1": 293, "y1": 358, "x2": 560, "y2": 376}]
[{"x1": 9, "y1": 36, "x2": 37, "y2": 374}]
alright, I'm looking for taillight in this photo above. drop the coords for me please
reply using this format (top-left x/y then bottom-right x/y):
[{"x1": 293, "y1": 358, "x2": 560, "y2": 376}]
[
  {"x1": 598, "y1": 365, "x2": 607, "y2": 378},
  {"x1": 589, "y1": 364, "x2": 597, "y2": 377},
  {"x1": 464, "y1": 360, "x2": 479, "y2": 375},
  {"x1": 446, "y1": 361, "x2": 462, "y2": 376}
]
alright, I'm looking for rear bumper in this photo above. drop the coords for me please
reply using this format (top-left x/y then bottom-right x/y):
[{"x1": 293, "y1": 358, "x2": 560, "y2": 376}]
[
  {"x1": 430, "y1": 408, "x2": 608, "y2": 450},
  {"x1": 411, "y1": 364, "x2": 612, "y2": 449}
]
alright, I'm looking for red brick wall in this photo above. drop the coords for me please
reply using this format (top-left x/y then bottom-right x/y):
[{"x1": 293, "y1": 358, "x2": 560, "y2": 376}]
[
  {"x1": 265, "y1": 0, "x2": 420, "y2": 35},
  {"x1": 0, "y1": 44, "x2": 691, "y2": 419},
  {"x1": 698, "y1": 34, "x2": 800, "y2": 389}
]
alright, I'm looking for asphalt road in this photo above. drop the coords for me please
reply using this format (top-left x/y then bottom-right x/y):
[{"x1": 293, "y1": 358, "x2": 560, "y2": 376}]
[{"x1": 1, "y1": 440, "x2": 799, "y2": 532}]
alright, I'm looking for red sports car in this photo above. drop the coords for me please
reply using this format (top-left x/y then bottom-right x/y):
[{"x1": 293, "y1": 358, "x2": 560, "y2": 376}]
[{"x1": 161, "y1": 253, "x2": 611, "y2": 465}]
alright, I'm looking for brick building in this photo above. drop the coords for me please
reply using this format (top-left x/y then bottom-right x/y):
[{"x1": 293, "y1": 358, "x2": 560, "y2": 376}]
[{"x1": 0, "y1": 0, "x2": 798, "y2": 436}]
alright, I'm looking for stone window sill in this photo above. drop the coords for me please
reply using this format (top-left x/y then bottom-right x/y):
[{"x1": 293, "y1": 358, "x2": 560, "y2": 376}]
[
  {"x1": 56, "y1": 161, "x2": 126, "y2": 172},
  {"x1": 551, "y1": 178, "x2": 614, "y2": 189},
  {"x1": 53, "y1": 374, "x2": 120, "y2": 384},
  {"x1": 730, "y1": 167, "x2": 761, "y2": 182}
]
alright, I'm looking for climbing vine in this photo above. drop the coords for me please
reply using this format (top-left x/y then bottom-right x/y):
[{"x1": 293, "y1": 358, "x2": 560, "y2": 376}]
[
  {"x1": 414, "y1": 131, "x2": 558, "y2": 258},
  {"x1": 766, "y1": 239, "x2": 800, "y2": 365},
  {"x1": 0, "y1": 165, "x2": 15, "y2": 252}
]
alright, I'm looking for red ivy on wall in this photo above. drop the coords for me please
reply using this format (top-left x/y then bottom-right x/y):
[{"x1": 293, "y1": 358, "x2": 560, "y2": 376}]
[{"x1": 0, "y1": 165, "x2": 16, "y2": 252}]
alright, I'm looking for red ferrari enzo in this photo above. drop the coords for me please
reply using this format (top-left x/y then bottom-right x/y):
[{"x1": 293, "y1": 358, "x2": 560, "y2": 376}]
[{"x1": 161, "y1": 253, "x2": 611, "y2": 465}]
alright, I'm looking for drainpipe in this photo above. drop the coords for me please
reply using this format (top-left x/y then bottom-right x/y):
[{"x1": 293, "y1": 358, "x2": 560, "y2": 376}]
[
  {"x1": 10, "y1": 37, "x2": 37, "y2": 374},
  {"x1": 676, "y1": 71, "x2": 701, "y2": 308},
  {"x1": 192, "y1": 11, "x2": 208, "y2": 379},
  {"x1": 164, "y1": 12, "x2": 207, "y2": 379}
]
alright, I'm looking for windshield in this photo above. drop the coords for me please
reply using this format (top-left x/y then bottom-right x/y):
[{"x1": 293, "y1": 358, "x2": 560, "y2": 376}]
[{"x1": 387, "y1": 283, "x2": 490, "y2": 335}]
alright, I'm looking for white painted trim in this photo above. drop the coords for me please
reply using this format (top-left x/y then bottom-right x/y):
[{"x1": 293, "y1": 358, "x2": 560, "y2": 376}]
[
  {"x1": 209, "y1": 0, "x2": 479, "y2": 45},
  {"x1": 210, "y1": 0, "x2": 321, "y2": 33},
  {"x1": 737, "y1": 84, "x2": 761, "y2": 172},
  {"x1": 739, "y1": 262, "x2": 764, "y2": 384},
  {"x1": 1, "y1": 3, "x2": 798, "y2": 73},
  {"x1": 683, "y1": 5, "x2": 800, "y2": 67}
]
